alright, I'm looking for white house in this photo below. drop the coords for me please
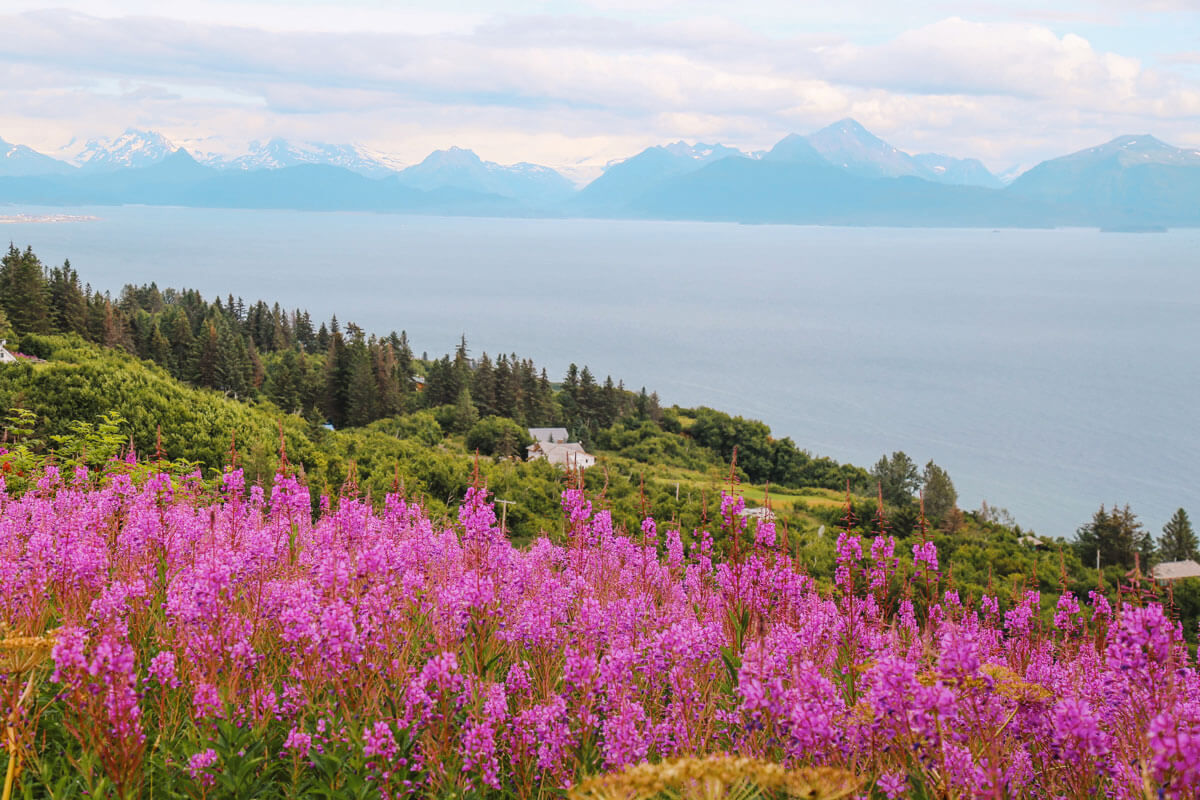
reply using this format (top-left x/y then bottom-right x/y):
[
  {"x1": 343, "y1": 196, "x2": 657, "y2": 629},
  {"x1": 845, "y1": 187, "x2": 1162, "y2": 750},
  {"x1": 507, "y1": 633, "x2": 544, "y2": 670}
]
[
  {"x1": 526, "y1": 440, "x2": 596, "y2": 469},
  {"x1": 738, "y1": 506, "x2": 776, "y2": 523},
  {"x1": 1151, "y1": 559, "x2": 1200, "y2": 584},
  {"x1": 0, "y1": 341, "x2": 16, "y2": 364}
]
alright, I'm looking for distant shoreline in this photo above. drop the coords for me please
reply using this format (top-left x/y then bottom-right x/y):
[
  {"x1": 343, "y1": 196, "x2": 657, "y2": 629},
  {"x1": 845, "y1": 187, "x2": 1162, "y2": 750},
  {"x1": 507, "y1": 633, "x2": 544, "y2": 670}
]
[{"x1": 0, "y1": 213, "x2": 100, "y2": 224}]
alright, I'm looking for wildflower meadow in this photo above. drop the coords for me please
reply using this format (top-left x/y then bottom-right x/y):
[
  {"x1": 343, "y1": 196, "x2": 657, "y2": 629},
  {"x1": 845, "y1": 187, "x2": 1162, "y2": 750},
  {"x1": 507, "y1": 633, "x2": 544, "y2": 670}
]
[{"x1": 0, "y1": 458, "x2": 1197, "y2": 799}]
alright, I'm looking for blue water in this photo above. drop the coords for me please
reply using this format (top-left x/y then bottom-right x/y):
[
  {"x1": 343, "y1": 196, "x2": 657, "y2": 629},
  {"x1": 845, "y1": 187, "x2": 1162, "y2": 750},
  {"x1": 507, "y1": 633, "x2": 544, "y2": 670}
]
[{"x1": 4, "y1": 205, "x2": 1198, "y2": 538}]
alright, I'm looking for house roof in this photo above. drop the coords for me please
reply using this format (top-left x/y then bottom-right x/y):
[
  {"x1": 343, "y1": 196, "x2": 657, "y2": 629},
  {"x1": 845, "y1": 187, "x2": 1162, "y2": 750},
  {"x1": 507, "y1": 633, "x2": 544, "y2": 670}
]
[
  {"x1": 528, "y1": 427, "x2": 569, "y2": 443},
  {"x1": 1151, "y1": 560, "x2": 1200, "y2": 581},
  {"x1": 527, "y1": 441, "x2": 588, "y2": 455},
  {"x1": 0, "y1": 341, "x2": 17, "y2": 364}
]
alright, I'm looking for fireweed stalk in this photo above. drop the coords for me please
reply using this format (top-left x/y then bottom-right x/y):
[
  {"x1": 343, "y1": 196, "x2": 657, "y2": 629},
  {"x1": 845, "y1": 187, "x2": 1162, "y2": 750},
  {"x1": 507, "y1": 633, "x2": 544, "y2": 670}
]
[{"x1": 0, "y1": 463, "x2": 1195, "y2": 798}]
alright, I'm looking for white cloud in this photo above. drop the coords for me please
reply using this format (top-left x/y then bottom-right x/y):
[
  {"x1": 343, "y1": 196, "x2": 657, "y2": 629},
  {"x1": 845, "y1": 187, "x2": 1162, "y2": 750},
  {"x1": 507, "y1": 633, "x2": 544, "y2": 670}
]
[{"x1": 0, "y1": 8, "x2": 1198, "y2": 172}]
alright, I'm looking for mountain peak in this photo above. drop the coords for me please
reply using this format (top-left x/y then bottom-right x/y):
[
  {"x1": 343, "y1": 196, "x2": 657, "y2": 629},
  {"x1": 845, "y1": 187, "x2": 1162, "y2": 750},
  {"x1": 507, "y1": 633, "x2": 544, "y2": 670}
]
[
  {"x1": 421, "y1": 147, "x2": 484, "y2": 167},
  {"x1": 0, "y1": 136, "x2": 76, "y2": 177},
  {"x1": 763, "y1": 133, "x2": 826, "y2": 165},
  {"x1": 806, "y1": 118, "x2": 922, "y2": 179},
  {"x1": 76, "y1": 129, "x2": 178, "y2": 171},
  {"x1": 1055, "y1": 134, "x2": 1200, "y2": 169},
  {"x1": 217, "y1": 138, "x2": 398, "y2": 177},
  {"x1": 660, "y1": 141, "x2": 743, "y2": 162},
  {"x1": 829, "y1": 118, "x2": 872, "y2": 135}
]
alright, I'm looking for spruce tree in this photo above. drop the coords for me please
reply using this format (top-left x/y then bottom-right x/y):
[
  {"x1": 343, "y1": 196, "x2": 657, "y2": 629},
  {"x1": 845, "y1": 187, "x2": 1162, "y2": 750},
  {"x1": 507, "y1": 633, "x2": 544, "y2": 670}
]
[
  {"x1": 266, "y1": 349, "x2": 302, "y2": 413},
  {"x1": 450, "y1": 386, "x2": 479, "y2": 434},
  {"x1": 47, "y1": 260, "x2": 88, "y2": 335},
  {"x1": 921, "y1": 461, "x2": 958, "y2": 524},
  {"x1": 1160, "y1": 509, "x2": 1198, "y2": 562},
  {"x1": 1076, "y1": 504, "x2": 1154, "y2": 571},
  {"x1": 0, "y1": 244, "x2": 50, "y2": 335},
  {"x1": 0, "y1": 307, "x2": 14, "y2": 348}
]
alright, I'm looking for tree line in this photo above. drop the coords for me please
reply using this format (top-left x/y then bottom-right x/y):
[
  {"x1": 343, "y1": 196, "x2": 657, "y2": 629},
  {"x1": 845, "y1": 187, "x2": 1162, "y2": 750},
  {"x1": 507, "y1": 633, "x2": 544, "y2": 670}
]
[{"x1": 1, "y1": 244, "x2": 865, "y2": 491}]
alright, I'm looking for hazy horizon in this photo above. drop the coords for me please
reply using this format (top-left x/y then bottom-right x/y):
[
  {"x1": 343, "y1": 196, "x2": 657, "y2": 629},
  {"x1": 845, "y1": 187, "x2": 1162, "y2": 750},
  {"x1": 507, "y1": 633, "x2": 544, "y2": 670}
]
[{"x1": 2, "y1": 2, "x2": 1199, "y2": 180}]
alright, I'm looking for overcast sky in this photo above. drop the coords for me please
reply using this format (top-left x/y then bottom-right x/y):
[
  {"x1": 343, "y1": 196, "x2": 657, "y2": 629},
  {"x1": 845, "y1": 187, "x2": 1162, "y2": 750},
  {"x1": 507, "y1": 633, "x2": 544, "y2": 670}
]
[{"x1": 1, "y1": 0, "x2": 1198, "y2": 175}]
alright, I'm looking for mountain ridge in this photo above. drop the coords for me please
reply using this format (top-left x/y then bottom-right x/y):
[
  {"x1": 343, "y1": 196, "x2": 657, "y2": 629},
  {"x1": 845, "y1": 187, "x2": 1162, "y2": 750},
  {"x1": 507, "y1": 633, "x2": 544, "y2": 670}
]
[{"x1": 2, "y1": 123, "x2": 1198, "y2": 227}]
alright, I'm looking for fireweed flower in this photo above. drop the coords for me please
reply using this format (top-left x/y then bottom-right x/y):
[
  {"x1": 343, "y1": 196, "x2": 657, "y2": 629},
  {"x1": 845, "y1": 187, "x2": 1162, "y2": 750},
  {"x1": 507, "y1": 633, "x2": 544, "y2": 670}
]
[
  {"x1": 147, "y1": 651, "x2": 180, "y2": 688},
  {"x1": 1053, "y1": 592, "x2": 1082, "y2": 633},
  {"x1": 912, "y1": 540, "x2": 939, "y2": 574},
  {"x1": 187, "y1": 748, "x2": 219, "y2": 786},
  {"x1": 5, "y1": 462, "x2": 1199, "y2": 798}
]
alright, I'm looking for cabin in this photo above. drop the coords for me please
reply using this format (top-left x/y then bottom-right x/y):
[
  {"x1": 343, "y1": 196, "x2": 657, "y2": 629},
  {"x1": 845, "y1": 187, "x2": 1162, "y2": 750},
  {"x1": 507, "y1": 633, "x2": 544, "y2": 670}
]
[
  {"x1": 0, "y1": 341, "x2": 15, "y2": 364},
  {"x1": 1150, "y1": 559, "x2": 1200, "y2": 584},
  {"x1": 738, "y1": 506, "x2": 776, "y2": 522},
  {"x1": 526, "y1": 440, "x2": 596, "y2": 469}
]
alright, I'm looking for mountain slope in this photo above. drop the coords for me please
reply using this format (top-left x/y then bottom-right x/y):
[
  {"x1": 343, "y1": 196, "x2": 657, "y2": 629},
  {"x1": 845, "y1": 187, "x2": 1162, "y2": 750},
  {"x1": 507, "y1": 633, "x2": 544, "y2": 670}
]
[
  {"x1": 0, "y1": 138, "x2": 76, "y2": 177},
  {"x1": 1008, "y1": 135, "x2": 1200, "y2": 225},
  {"x1": 913, "y1": 153, "x2": 1002, "y2": 189},
  {"x1": 571, "y1": 142, "x2": 746, "y2": 212},
  {"x1": 624, "y1": 156, "x2": 1041, "y2": 226},
  {"x1": 762, "y1": 134, "x2": 828, "y2": 165},
  {"x1": 0, "y1": 154, "x2": 524, "y2": 215},
  {"x1": 396, "y1": 147, "x2": 575, "y2": 208}
]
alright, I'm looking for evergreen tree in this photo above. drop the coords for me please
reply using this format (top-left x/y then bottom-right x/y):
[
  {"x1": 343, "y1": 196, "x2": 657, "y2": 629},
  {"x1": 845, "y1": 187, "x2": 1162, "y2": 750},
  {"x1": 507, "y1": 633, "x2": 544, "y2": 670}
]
[
  {"x1": 146, "y1": 321, "x2": 172, "y2": 369},
  {"x1": 449, "y1": 386, "x2": 479, "y2": 434},
  {"x1": 1075, "y1": 504, "x2": 1154, "y2": 571},
  {"x1": 193, "y1": 320, "x2": 221, "y2": 388},
  {"x1": 214, "y1": 317, "x2": 251, "y2": 396},
  {"x1": 322, "y1": 329, "x2": 352, "y2": 427},
  {"x1": 921, "y1": 461, "x2": 958, "y2": 524},
  {"x1": 494, "y1": 355, "x2": 517, "y2": 419},
  {"x1": 0, "y1": 307, "x2": 13, "y2": 347},
  {"x1": 871, "y1": 451, "x2": 920, "y2": 507},
  {"x1": 346, "y1": 347, "x2": 379, "y2": 427},
  {"x1": 0, "y1": 244, "x2": 50, "y2": 335},
  {"x1": 166, "y1": 309, "x2": 195, "y2": 376},
  {"x1": 1160, "y1": 508, "x2": 1198, "y2": 562},
  {"x1": 271, "y1": 303, "x2": 291, "y2": 351},
  {"x1": 47, "y1": 260, "x2": 88, "y2": 335},
  {"x1": 371, "y1": 338, "x2": 404, "y2": 418},
  {"x1": 266, "y1": 349, "x2": 303, "y2": 413},
  {"x1": 473, "y1": 353, "x2": 497, "y2": 417},
  {"x1": 294, "y1": 311, "x2": 315, "y2": 351}
]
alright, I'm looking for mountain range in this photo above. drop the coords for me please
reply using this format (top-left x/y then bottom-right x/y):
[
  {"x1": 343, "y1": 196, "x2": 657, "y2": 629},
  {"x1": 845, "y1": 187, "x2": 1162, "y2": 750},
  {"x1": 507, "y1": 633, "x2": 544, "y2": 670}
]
[{"x1": 2, "y1": 122, "x2": 1199, "y2": 228}]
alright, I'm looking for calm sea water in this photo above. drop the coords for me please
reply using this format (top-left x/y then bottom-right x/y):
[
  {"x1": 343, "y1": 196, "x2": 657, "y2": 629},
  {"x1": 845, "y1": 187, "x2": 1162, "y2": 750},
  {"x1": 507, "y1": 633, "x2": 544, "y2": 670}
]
[{"x1": 5, "y1": 205, "x2": 1198, "y2": 538}]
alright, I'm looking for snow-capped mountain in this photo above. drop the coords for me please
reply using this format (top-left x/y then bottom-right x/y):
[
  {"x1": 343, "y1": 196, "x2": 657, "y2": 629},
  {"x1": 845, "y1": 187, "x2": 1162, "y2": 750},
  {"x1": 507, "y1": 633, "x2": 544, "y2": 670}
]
[
  {"x1": 800, "y1": 119, "x2": 1001, "y2": 188},
  {"x1": 395, "y1": 147, "x2": 575, "y2": 206},
  {"x1": 805, "y1": 118, "x2": 928, "y2": 179},
  {"x1": 660, "y1": 141, "x2": 749, "y2": 164},
  {"x1": 0, "y1": 137, "x2": 76, "y2": 177},
  {"x1": 215, "y1": 138, "x2": 399, "y2": 178},
  {"x1": 74, "y1": 128, "x2": 179, "y2": 171}
]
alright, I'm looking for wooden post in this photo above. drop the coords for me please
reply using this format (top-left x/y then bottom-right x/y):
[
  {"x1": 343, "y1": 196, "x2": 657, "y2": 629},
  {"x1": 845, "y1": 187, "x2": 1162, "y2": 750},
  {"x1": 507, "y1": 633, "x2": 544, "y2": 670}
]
[{"x1": 496, "y1": 499, "x2": 516, "y2": 536}]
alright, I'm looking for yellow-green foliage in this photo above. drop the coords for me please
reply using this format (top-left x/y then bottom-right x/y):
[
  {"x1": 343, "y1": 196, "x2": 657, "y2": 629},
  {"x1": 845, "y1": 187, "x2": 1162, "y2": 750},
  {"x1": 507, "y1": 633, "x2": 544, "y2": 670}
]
[{"x1": 0, "y1": 335, "x2": 326, "y2": 479}]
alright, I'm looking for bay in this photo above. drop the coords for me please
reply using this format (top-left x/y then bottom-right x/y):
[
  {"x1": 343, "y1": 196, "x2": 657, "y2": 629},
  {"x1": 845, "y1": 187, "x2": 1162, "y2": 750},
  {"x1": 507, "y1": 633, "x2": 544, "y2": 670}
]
[{"x1": 4, "y1": 204, "x2": 1198, "y2": 538}]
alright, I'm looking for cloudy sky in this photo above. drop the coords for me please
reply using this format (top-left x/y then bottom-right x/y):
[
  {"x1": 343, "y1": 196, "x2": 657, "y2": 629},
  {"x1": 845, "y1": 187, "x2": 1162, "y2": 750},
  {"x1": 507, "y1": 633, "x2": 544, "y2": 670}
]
[{"x1": 1, "y1": 0, "x2": 1198, "y2": 177}]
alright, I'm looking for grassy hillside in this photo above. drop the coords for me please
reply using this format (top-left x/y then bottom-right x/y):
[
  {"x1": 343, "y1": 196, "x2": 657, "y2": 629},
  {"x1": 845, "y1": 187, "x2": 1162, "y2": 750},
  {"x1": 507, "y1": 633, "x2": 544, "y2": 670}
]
[{"x1": 3, "y1": 332, "x2": 1165, "y2": 639}]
